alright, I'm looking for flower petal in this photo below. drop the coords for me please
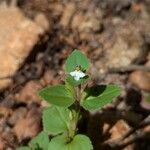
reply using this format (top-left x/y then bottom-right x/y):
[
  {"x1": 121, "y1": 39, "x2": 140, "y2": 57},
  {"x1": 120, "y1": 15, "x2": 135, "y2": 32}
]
[
  {"x1": 70, "y1": 71, "x2": 76, "y2": 76},
  {"x1": 78, "y1": 72, "x2": 86, "y2": 78},
  {"x1": 74, "y1": 76, "x2": 80, "y2": 81}
]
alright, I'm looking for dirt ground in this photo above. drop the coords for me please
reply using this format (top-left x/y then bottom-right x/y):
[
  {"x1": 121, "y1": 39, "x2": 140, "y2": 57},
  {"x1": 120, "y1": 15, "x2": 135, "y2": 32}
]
[{"x1": 0, "y1": 0, "x2": 150, "y2": 150}]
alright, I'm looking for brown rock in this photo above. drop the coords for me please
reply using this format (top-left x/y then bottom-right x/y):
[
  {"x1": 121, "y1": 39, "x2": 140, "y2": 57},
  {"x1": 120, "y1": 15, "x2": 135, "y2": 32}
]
[
  {"x1": 15, "y1": 81, "x2": 42, "y2": 104},
  {"x1": 104, "y1": 120, "x2": 133, "y2": 150},
  {"x1": 109, "y1": 120, "x2": 131, "y2": 141},
  {"x1": 60, "y1": 3, "x2": 76, "y2": 28},
  {"x1": 123, "y1": 144, "x2": 134, "y2": 150},
  {"x1": 0, "y1": 107, "x2": 12, "y2": 118},
  {"x1": 129, "y1": 71, "x2": 150, "y2": 91},
  {"x1": 131, "y1": 3, "x2": 143, "y2": 13},
  {"x1": 13, "y1": 108, "x2": 41, "y2": 141},
  {"x1": 34, "y1": 13, "x2": 49, "y2": 31},
  {"x1": 143, "y1": 124, "x2": 150, "y2": 133},
  {"x1": 146, "y1": 53, "x2": 150, "y2": 66},
  {"x1": 0, "y1": 118, "x2": 6, "y2": 134},
  {"x1": 40, "y1": 70, "x2": 59, "y2": 86},
  {"x1": 102, "y1": 123, "x2": 110, "y2": 135},
  {"x1": 71, "y1": 12, "x2": 102, "y2": 33},
  {"x1": 8, "y1": 107, "x2": 27, "y2": 126},
  {"x1": 0, "y1": 4, "x2": 49, "y2": 89},
  {"x1": 49, "y1": 2, "x2": 63, "y2": 17},
  {"x1": 95, "y1": 18, "x2": 149, "y2": 73},
  {"x1": 22, "y1": 0, "x2": 49, "y2": 12},
  {"x1": 0, "y1": 132, "x2": 16, "y2": 150},
  {"x1": 106, "y1": 38, "x2": 141, "y2": 68},
  {"x1": 0, "y1": 137, "x2": 6, "y2": 150}
]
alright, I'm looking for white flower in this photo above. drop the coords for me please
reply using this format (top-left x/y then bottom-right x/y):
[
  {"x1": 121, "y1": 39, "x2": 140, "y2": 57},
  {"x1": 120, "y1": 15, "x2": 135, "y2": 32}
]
[{"x1": 70, "y1": 70, "x2": 86, "y2": 81}]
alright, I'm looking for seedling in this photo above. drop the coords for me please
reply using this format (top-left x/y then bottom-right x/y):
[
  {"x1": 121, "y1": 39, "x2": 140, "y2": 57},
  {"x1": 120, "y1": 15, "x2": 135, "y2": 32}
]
[{"x1": 18, "y1": 50, "x2": 121, "y2": 150}]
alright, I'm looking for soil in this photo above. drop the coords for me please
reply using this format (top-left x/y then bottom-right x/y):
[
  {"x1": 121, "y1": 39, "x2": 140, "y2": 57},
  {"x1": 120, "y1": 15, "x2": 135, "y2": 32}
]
[{"x1": 0, "y1": 0, "x2": 150, "y2": 150}]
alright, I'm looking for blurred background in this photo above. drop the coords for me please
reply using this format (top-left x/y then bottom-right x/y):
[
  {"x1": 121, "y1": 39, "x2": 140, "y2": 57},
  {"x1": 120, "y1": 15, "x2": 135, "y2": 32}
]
[{"x1": 0, "y1": 0, "x2": 150, "y2": 149}]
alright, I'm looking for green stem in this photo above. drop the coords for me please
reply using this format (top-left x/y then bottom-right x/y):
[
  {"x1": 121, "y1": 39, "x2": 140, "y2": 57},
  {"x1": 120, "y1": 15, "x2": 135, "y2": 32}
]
[
  {"x1": 68, "y1": 85, "x2": 82, "y2": 139},
  {"x1": 75, "y1": 85, "x2": 82, "y2": 120}
]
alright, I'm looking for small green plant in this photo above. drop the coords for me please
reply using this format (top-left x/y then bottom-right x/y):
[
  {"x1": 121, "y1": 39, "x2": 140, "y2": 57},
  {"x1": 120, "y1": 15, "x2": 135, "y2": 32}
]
[{"x1": 18, "y1": 50, "x2": 121, "y2": 150}]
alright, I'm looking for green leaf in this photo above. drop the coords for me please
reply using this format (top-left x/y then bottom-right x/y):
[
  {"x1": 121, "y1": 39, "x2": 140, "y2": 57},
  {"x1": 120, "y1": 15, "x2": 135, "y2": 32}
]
[
  {"x1": 39, "y1": 85, "x2": 75, "y2": 107},
  {"x1": 29, "y1": 131, "x2": 49, "y2": 150},
  {"x1": 48, "y1": 135, "x2": 67, "y2": 150},
  {"x1": 68, "y1": 134, "x2": 93, "y2": 150},
  {"x1": 42, "y1": 106, "x2": 70, "y2": 135},
  {"x1": 65, "y1": 80, "x2": 76, "y2": 98},
  {"x1": 16, "y1": 147, "x2": 31, "y2": 150},
  {"x1": 66, "y1": 75, "x2": 90, "y2": 87},
  {"x1": 81, "y1": 85, "x2": 121, "y2": 110},
  {"x1": 146, "y1": 94, "x2": 150, "y2": 103},
  {"x1": 48, "y1": 134, "x2": 93, "y2": 150},
  {"x1": 65, "y1": 50, "x2": 90, "y2": 73}
]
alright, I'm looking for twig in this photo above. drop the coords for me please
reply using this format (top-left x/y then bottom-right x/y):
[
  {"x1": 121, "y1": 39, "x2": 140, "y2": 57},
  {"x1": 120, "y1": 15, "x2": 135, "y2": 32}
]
[
  {"x1": 121, "y1": 115, "x2": 150, "y2": 141},
  {"x1": 104, "y1": 115, "x2": 150, "y2": 147},
  {"x1": 0, "y1": 75, "x2": 13, "y2": 80},
  {"x1": 108, "y1": 65, "x2": 150, "y2": 73},
  {"x1": 120, "y1": 130, "x2": 150, "y2": 148}
]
